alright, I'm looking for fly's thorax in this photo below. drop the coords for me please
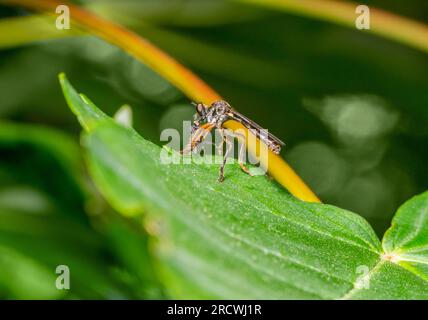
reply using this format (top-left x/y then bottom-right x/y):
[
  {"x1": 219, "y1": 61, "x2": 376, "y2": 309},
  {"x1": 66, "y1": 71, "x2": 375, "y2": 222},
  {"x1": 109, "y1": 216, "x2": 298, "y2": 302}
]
[{"x1": 209, "y1": 100, "x2": 233, "y2": 126}]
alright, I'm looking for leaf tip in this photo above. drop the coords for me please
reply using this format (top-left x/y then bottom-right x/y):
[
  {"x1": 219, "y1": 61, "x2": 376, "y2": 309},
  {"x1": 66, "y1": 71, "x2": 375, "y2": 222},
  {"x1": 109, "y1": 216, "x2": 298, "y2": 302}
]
[{"x1": 58, "y1": 72, "x2": 69, "y2": 91}]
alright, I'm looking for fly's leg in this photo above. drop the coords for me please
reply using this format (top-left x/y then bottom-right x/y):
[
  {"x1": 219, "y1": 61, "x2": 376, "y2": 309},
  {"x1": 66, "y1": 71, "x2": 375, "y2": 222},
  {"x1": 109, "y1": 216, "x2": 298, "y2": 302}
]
[
  {"x1": 233, "y1": 131, "x2": 252, "y2": 176},
  {"x1": 181, "y1": 127, "x2": 202, "y2": 155},
  {"x1": 239, "y1": 140, "x2": 251, "y2": 175},
  {"x1": 180, "y1": 141, "x2": 193, "y2": 155},
  {"x1": 181, "y1": 123, "x2": 213, "y2": 155},
  {"x1": 218, "y1": 129, "x2": 233, "y2": 182},
  {"x1": 217, "y1": 129, "x2": 226, "y2": 182}
]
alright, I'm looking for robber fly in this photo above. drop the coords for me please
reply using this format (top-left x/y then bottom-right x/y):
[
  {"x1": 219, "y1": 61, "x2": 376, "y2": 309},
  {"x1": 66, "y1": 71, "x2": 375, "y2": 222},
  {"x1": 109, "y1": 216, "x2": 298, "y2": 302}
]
[{"x1": 181, "y1": 100, "x2": 285, "y2": 182}]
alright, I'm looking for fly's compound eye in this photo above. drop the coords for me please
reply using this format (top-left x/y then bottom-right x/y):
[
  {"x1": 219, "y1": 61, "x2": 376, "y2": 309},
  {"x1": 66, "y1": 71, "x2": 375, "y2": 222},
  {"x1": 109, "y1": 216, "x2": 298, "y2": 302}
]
[{"x1": 196, "y1": 103, "x2": 207, "y2": 117}]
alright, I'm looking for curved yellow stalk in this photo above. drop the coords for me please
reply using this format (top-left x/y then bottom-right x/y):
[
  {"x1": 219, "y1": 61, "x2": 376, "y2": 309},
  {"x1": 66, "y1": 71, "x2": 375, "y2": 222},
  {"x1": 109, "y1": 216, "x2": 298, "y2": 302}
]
[
  {"x1": 3, "y1": 0, "x2": 320, "y2": 202},
  {"x1": 236, "y1": 0, "x2": 428, "y2": 54}
]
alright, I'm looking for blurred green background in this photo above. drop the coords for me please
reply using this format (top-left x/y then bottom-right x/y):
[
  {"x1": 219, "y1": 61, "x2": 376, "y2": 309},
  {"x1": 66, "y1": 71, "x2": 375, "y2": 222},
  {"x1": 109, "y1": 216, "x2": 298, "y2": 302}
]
[{"x1": 0, "y1": 0, "x2": 427, "y2": 298}]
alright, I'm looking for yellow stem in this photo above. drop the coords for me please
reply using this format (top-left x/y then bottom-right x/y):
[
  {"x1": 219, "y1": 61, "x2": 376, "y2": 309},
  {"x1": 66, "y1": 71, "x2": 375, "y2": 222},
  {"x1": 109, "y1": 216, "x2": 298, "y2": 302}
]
[
  {"x1": 236, "y1": 0, "x2": 428, "y2": 54},
  {"x1": 2, "y1": 0, "x2": 321, "y2": 203}
]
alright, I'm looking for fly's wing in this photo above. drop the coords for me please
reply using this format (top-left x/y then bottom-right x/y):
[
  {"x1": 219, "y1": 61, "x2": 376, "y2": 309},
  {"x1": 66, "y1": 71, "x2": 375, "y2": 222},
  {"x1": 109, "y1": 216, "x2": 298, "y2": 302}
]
[{"x1": 229, "y1": 109, "x2": 285, "y2": 146}]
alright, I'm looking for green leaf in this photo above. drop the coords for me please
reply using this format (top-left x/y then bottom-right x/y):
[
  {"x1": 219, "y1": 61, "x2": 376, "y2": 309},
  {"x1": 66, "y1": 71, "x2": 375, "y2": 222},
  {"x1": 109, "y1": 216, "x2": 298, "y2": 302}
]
[
  {"x1": 0, "y1": 208, "x2": 126, "y2": 299},
  {"x1": 60, "y1": 74, "x2": 428, "y2": 299},
  {"x1": 0, "y1": 120, "x2": 88, "y2": 222},
  {"x1": 0, "y1": 245, "x2": 63, "y2": 299},
  {"x1": 59, "y1": 73, "x2": 109, "y2": 132},
  {"x1": 383, "y1": 192, "x2": 428, "y2": 281},
  {"x1": 0, "y1": 122, "x2": 124, "y2": 298},
  {"x1": 0, "y1": 120, "x2": 162, "y2": 299}
]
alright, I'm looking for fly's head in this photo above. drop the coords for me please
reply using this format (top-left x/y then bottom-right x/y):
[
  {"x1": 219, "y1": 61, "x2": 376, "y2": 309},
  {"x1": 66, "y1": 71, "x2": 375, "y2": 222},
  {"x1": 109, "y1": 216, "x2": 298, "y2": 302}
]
[
  {"x1": 191, "y1": 102, "x2": 208, "y2": 133},
  {"x1": 190, "y1": 100, "x2": 233, "y2": 132},
  {"x1": 195, "y1": 102, "x2": 207, "y2": 118}
]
